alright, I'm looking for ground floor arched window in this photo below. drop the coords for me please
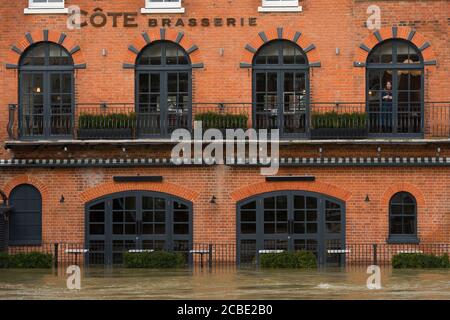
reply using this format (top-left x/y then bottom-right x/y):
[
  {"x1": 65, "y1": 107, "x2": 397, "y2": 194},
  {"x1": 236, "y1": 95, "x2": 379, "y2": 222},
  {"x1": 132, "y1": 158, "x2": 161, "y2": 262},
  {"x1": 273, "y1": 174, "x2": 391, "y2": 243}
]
[
  {"x1": 237, "y1": 191, "x2": 345, "y2": 266},
  {"x1": 9, "y1": 184, "x2": 42, "y2": 245},
  {"x1": 85, "y1": 191, "x2": 192, "y2": 265}
]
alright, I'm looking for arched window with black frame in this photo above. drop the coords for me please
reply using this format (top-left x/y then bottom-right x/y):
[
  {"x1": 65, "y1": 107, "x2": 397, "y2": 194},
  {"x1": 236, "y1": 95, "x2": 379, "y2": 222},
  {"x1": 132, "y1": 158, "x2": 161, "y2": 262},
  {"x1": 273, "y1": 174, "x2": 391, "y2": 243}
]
[
  {"x1": 388, "y1": 192, "x2": 418, "y2": 243},
  {"x1": 366, "y1": 39, "x2": 424, "y2": 136},
  {"x1": 253, "y1": 40, "x2": 309, "y2": 137},
  {"x1": 19, "y1": 42, "x2": 74, "y2": 139},
  {"x1": 135, "y1": 41, "x2": 192, "y2": 137},
  {"x1": 9, "y1": 184, "x2": 42, "y2": 245}
]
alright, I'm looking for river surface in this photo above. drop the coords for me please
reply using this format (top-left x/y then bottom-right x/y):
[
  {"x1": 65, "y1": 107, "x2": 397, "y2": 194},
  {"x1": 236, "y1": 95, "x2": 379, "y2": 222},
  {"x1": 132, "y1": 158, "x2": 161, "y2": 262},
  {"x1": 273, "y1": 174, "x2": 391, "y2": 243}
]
[{"x1": 0, "y1": 267, "x2": 449, "y2": 300}]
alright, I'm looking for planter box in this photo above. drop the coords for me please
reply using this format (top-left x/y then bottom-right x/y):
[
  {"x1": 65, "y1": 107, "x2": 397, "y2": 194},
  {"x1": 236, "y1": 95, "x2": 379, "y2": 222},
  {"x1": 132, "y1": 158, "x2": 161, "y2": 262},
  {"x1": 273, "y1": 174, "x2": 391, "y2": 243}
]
[
  {"x1": 310, "y1": 128, "x2": 368, "y2": 140},
  {"x1": 77, "y1": 128, "x2": 134, "y2": 140}
]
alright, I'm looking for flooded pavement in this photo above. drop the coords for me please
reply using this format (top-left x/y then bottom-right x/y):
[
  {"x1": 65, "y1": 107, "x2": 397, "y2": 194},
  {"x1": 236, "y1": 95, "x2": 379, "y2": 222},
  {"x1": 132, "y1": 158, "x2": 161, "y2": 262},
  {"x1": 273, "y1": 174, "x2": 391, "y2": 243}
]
[{"x1": 0, "y1": 267, "x2": 449, "y2": 300}]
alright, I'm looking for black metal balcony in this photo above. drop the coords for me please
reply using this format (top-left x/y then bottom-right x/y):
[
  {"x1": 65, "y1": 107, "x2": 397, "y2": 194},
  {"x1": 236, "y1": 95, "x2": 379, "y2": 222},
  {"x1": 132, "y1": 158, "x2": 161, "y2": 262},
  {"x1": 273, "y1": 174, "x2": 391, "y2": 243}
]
[{"x1": 6, "y1": 102, "x2": 450, "y2": 141}]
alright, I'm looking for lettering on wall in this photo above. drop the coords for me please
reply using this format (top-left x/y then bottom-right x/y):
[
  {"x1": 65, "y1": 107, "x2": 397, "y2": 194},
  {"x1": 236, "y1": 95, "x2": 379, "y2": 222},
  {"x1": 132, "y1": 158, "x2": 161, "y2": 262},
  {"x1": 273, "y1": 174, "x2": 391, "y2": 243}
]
[{"x1": 67, "y1": 7, "x2": 258, "y2": 29}]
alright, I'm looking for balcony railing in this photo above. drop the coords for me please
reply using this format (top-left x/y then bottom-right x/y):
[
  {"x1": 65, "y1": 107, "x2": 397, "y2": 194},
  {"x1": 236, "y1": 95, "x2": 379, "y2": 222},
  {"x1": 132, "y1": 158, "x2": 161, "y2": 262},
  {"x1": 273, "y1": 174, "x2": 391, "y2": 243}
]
[{"x1": 6, "y1": 102, "x2": 450, "y2": 141}]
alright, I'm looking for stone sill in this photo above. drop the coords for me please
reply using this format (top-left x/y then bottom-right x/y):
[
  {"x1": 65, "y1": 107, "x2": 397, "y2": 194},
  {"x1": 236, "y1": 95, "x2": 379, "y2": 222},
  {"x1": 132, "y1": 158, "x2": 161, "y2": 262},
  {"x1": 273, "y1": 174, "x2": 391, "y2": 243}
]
[
  {"x1": 24, "y1": 8, "x2": 69, "y2": 15},
  {"x1": 140, "y1": 7, "x2": 185, "y2": 14}
]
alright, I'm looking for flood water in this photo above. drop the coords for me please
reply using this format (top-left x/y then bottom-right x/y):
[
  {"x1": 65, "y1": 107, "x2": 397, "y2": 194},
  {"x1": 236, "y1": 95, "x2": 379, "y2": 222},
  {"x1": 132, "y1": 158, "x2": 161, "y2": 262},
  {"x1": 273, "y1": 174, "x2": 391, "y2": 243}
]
[{"x1": 0, "y1": 266, "x2": 449, "y2": 300}]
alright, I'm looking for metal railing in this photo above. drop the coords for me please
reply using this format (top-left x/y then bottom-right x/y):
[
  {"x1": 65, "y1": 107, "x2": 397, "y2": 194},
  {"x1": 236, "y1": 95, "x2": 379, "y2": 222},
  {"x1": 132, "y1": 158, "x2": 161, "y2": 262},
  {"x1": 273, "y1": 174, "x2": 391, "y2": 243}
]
[
  {"x1": 4, "y1": 242, "x2": 449, "y2": 268},
  {"x1": 7, "y1": 102, "x2": 450, "y2": 140}
]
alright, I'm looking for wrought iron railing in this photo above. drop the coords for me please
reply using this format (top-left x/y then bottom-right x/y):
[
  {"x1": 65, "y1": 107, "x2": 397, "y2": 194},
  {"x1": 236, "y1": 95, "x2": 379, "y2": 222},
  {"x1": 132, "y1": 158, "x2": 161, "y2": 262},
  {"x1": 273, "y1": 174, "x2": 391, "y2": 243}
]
[
  {"x1": 7, "y1": 102, "x2": 450, "y2": 140},
  {"x1": 3, "y1": 242, "x2": 449, "y2": 268}
]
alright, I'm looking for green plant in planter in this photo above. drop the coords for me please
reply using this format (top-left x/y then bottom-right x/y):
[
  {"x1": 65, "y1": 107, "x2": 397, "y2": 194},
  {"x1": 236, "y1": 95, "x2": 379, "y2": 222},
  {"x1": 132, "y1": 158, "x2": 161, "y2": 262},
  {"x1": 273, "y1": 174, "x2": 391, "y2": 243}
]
[
  {"x1": 194, "y1": 112, "x2": 248, "y2": 130},
  {"x1": 311, "y1": 111, "x2": 367, "y2": 129},
  {"x1": 78, "y1": 112, "x2": 137, "y2": 130},
  {"x1": 392, "y1": 253, "x2": 450, "y2": 268},
  {"x1": 260, "y1": 251, "x2": 317, "y2": 268},
  {"x1": 0, "y1": 252, "x2": 53, "y2": 269},
  {"x1": 123, "y1": 251, "x2": 186, "y2": 268}
]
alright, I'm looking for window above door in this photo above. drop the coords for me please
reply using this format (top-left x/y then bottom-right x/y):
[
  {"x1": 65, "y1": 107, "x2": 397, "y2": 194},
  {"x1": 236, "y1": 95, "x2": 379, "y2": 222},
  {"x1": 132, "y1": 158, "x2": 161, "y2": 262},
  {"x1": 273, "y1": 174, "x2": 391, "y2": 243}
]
[
  {"x1": 141, "y1": 0, "x2": 185, "y2": 14},
  {"x1": 258, "y1": 0, "x2": 302, "y2": 12},
  {"x1": 25, "y1": 0, "x2": 69, "y2": 14}
]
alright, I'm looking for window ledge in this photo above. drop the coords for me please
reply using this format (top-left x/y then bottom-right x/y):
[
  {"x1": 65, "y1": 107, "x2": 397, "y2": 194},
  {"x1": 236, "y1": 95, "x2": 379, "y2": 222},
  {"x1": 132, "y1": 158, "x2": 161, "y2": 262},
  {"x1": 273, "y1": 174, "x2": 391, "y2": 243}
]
[
  {"x1": 386, "y1": 236, "x2": 420, "y2": 244},
  {"x1": 24, "y1": 8, "x2": 69, "y2": 15},
  {"x1": 258, "y1": 6, "x2": 302, "y2": 12},
  {"x1": 141, "y1": 7, "x2": 185, "y2": 14}
]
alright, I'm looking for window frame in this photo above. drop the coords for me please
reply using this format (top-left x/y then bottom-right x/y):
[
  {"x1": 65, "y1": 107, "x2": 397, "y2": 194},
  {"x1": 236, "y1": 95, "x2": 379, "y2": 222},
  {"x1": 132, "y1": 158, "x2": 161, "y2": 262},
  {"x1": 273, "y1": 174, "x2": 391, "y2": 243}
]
[
  {"x1": 18, "y1": 42, "x2": 75, "y2": 140},
  {"x1": 366, "y1": 39, "x2": 425, "y2": 138},
  {"x1": 8, "y1": 184, "x2": 42, "y2": 246},
  {"x1": 28, "y1": 0, "x2": 65, "y2": 9},
  {"x1": 142, "y1": 0, "x2": 185, "y2": 13},
  {"x1": 262, "y1": 0, "x2": 299, "y2": 7},
  {"x1": 387, "y1": 192, "x2": 419, "y2": 244},
  {"x1": 258, "y1": 0, "x2": 302, "y2": 12},
  {"x1": 25, "y1": 0, "x2": 68, "y2": 14}
]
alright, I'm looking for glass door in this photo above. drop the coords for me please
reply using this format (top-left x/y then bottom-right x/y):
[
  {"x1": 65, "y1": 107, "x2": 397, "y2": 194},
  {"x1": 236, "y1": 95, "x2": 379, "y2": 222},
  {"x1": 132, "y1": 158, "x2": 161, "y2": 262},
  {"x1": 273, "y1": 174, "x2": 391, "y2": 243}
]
[
  {"x1": 137, "y1": 72, "x2": 162, "y2": 136},
  {"x1": 282, "y1": 71, "x2": 307, "y2": 135},
  {"x1": 254, "y1": 71, "x2": 279, "y2": 131}
]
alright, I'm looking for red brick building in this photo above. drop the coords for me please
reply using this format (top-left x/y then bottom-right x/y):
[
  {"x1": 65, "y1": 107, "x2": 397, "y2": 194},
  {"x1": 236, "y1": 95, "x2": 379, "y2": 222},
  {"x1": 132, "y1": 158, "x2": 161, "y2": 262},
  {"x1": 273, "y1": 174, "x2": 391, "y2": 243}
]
[{"x1": 0, "y1": 0, "x2": 448, "y2": 265}]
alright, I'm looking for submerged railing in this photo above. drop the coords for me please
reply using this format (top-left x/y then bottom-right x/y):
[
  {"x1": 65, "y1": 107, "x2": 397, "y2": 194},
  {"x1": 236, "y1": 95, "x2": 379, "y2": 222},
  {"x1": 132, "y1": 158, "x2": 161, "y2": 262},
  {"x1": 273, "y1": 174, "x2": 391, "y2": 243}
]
[
  {"x1": 4, "y1": 242, "x2": 449, "y2": 268},
  {"x1": 7, "y1": 101, "x2": 450, "y2": 140}
]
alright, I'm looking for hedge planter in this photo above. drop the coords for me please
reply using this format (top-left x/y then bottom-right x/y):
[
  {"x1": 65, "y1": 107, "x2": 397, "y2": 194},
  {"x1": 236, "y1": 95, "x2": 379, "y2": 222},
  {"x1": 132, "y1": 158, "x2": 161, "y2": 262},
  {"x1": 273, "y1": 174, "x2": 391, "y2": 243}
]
[
  {"x1": 392, "y1": 253, "x2": 450, "y2": 269},
  {"x1": 0, "y1": 252, "x2": 53, "y2": 269},
  {"x1": 77, "y1": 112, "x2": 136, "y2": 140},
  {"x1": 77, "y1": 128, "x2": 134, "y2": 140},
  {"x1": 310, "y1": 128, "x2": 368, "y2": 140},
  {"x1": 123, "y1": 251, "x2": 186, "y2": 268},
  {"x1": 259, "y1": 251, "x2": 317, "y2": 268}
]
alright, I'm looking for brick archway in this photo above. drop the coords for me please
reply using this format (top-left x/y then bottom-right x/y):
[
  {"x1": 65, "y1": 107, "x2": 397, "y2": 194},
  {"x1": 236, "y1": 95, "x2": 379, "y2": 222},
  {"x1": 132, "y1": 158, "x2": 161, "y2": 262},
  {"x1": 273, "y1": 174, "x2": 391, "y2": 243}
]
[
  {"x1": 381, "y1": 182, "x2": 425, "y2": 208},
  {"x1": 2, "y1": 175, "x2": 49, "y2": 201},
  {"x1": 239, "y1": 27, "x2": 321, "y2": 68},
  {"x1": 230, "y1": 181, "x2": 351, "y2": 203},
  {"x1": 122, "y1": 29, "x2": 204, "y2": 69},
  {"x1": 5, "y1": 30, "x2": 86, "y2": 69},
  {"x1": 354, "y1": 27, "x2": 437, "y2": 67},
  {"x1": 80, "y1": 181, "x2": 200, "y2": 204}
]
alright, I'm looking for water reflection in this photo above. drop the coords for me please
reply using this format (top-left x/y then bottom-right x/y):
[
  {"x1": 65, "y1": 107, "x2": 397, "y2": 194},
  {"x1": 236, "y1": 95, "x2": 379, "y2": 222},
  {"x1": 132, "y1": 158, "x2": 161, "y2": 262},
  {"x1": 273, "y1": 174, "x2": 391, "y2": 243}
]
[{"x1": 0, "y1": 266, "x2": 448, "y2": 300}]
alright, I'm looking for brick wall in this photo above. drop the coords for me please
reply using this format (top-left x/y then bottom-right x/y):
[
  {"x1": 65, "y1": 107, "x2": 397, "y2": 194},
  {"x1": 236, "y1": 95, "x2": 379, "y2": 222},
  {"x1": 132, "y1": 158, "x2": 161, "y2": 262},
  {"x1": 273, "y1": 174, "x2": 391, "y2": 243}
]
[
  {"x1": 0, "y1": 1, "x2": 449, "y2": 245},
  {"x1": 0, "y1": 165, "x2": 448, "y2": 244}
]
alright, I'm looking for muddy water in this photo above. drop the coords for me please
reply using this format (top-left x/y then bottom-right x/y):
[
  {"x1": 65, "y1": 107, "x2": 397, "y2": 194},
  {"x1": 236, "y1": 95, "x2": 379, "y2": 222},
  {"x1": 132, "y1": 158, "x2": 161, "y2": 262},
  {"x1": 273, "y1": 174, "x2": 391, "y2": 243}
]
[{"x1": 0, "y1": 267, "x2": 448, "y2": 300}]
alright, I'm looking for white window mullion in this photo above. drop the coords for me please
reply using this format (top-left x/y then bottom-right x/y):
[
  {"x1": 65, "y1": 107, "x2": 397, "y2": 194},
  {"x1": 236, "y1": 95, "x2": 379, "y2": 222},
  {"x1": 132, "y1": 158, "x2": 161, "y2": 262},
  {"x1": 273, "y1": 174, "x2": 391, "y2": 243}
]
[
  {"x1": 142, "y1": 0, "x2": 185, "y2": 14},
  {"x1": 28, "y1": 0, "x2": 65, "y2": 9},
  {"x1": 259, "y1": 0, "x2": 302, "y2": 12},
  {"x1": 25, "y1": 0, "x2": 68, "y2": 14}
]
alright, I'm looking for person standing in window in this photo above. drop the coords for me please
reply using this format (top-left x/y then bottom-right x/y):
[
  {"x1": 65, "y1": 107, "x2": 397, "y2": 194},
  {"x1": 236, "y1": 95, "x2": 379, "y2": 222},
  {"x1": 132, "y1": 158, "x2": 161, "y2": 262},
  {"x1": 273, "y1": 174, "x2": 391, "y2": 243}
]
[{"x1": 381, "y1": 81, "x2": 393, "y2": 131}]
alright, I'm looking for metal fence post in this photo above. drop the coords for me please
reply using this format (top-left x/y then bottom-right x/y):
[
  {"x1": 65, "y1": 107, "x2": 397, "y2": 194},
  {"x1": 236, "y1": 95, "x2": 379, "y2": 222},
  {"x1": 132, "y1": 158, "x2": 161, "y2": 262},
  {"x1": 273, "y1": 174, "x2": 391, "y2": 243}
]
[
  {"x1": 372, "y1": 243, "x2": 377, "y2": 265},
  {"x1": 54, "y1": 243, "x2": 59, "y2": 269},
  {"x1": 208, "y1": 244, "x2": 213, "y2": 270}
]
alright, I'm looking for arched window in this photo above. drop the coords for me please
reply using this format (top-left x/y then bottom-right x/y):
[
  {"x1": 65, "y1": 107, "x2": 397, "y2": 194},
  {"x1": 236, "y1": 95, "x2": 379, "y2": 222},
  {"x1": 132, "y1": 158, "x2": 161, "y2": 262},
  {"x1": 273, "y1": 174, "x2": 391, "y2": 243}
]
[
  {"x1": 366, "y1": 40, "x2": 424, "y2": 136},
  {"x1": 19, "y1": 42, "x2": 74, "y2": 139},
  {"x1": 389, "y1": 192, "x2": 418, "y2": 243},
  {"x1": 85, "y1": 191, "x2": 192, "y2": 265},
  {"x1": 237, "y1": 191, "x2": 345, "y2": 266},
  {"x1": 135, "y1": 41, "x2": 191, "y2": 137},
  {"x1": 253, "y1": 40, "x2": 309, "y2": 137},
  {"x1": 9, "y1": 184, "x2": 42, "y2": 245}
]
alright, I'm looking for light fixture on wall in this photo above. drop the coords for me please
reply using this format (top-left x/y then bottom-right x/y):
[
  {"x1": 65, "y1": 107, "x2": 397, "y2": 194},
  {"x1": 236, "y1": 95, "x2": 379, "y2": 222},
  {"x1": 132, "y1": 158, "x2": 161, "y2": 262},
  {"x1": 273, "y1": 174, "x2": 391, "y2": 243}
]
[
  {"x1": 210, "y1": 195, "x2": 217, "y2": 204},
  {"x1": 365, "y1": 195, "x2": 370, "y2": 202},
  {"x1": 60, "y1": 195, "x2": 65, "y2": 203}
]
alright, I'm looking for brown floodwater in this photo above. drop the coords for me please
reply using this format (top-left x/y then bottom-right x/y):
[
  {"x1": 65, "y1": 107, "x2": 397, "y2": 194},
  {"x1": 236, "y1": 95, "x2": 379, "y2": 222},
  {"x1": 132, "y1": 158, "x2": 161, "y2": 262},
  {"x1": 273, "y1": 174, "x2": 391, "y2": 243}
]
[{"x1": 0, "y1": 266, "x2": 449, "y2": 300}]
